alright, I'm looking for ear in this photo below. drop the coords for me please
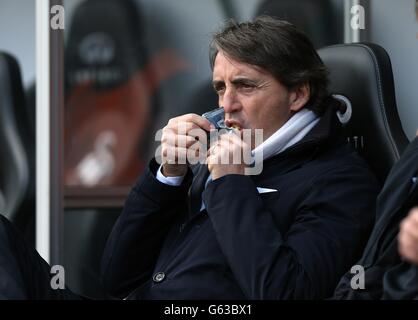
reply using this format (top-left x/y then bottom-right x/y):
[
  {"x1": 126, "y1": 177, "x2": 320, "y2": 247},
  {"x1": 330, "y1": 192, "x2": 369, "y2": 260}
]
[{"x1": 289, "y1": 83, "x2": 310, "y2": 112}]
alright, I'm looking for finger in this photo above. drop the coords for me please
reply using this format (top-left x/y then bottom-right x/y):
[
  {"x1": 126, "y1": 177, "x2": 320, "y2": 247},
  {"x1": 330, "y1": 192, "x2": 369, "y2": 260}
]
[
  {"x1": 400, "y1": 210, "x2": 418, "y2": 235},
  {"x1": 187, "y1": 127, "x2": 210, "y2": 146},
  {"x1": 225, "y1": 129, "x2": 250, "y2": 146},
  {"x1": 167, "y1": 113, "x2": 214, "y2": 132},
  {"x1": 207, "y1": 140, "x2": 219, "y2": 154},
  {"x1": 188, "y1": 139, "x2": 207, "y2": 152},
  {"x1": 184, "y1": 113, "x2": 213, "y2": 131},
  {"x1": 401, "y1": 219, "x2": 418, "y2": 243},
  {"x1": 175, "y1": 113, "x2": 213, "y2": 132},
  {"x1": 165, "y1": 122, "x2": 204, "y2": 134},
  {"x1": 218, "y1": 134, "x2": 248, "y2": 153},
  {"x1": 399, "y1": 241, "x2": 418, "y2": 264},
  {"x1": 216, "y1": 132, "x2": 236, "y2": 146},
  {"x1": 207, "y1": 142, "x2": 222, "y2": 160},
  {"x1": 207, "y1": 152, "x2": 220, "y2": 167},
  {"x1": 399, "y1": 242, "x2": 417, "y2": 263},
  {"x1": 207, "y1": 129, "x2": 220, "y2": 149},
  {"x1": 399, "y1": 231, "x2": 418, "y2": 257},
  {"x1": 213, "y1": 139, "x2": 241, "y2": 165},
  {"x1": 174, "y1": 135, "x2": 200, "y2": 148},
  {"x1": 217, "y1": 139, "x2": 235, "y2": 154},
  {"x1": 161, "y1": 145, "x2": 189, "y2": 164},
  {"x1": 187, "y1": 142, "x2": 207, "y2": 164},
  {"x1": 211, "y1": 136, "x2": 244, "y2": 154},
  {"x1": 408, "y1": 208, "x2": 418, "y2": 226},
  {"x1": 162, "y1": 126, "x2": 208, "y2": 146}
]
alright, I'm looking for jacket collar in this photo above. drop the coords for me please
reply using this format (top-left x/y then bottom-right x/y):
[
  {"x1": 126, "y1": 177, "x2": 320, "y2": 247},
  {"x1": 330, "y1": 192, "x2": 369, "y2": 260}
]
[{"x1": 263, "y1": 104, "x2": 343, "y2": 167}]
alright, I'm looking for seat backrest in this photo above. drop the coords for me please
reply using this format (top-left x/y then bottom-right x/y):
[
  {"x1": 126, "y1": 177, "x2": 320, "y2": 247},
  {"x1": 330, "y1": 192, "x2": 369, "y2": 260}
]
[
  {"x1": 64, "y1": 0, "x2": 154, "y2": 187},
  {"x1": 318, "y1": 43, "x2": 409, "y2": 183},
  {"x1": 0, "y1": 52, "x2": 34, "y2": 225},
  {"x1": 65, "y1": 0, "x2": 147, "y2": 90}
]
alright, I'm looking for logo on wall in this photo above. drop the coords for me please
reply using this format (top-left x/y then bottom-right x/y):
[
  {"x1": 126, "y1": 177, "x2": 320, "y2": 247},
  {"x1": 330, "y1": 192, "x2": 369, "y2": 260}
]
[
  {"x1": 71, "y1": 32, "x2": 121, "y2": 85},
  {"x1": 78, "y1": 32, "x2": 115, "y2": 65}
]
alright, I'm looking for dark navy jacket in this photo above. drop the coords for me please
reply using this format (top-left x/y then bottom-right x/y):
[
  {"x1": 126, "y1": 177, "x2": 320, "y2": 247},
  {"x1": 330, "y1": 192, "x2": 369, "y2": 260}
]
[
  {"x1": 333, "y1": 137, "x2": 418, "y2": 300},
  {"x1": 101, "y1": 108, "x2": 380, "y2": 299}
]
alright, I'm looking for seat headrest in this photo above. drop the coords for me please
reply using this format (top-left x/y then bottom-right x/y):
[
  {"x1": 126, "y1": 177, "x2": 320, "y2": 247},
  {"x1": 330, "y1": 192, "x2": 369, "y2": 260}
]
[
  {"x1": 318, "y1": 43, "x2": 409, "y2": 182},
  {"x1": 255, "y1": 0, "x2": 339, "y2": 48},
  {"x1": 0, "y1": 52, "x2": 29, "y2": 220},
  {"x1": 65, "y1": 0, "x2": 146, "y2": 89}
]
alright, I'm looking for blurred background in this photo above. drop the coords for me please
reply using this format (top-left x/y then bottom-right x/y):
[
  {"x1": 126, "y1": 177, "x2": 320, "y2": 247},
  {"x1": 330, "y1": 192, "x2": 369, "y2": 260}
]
[{"x1": 0, "y1": 0, "x2": 417, "y2": 298}]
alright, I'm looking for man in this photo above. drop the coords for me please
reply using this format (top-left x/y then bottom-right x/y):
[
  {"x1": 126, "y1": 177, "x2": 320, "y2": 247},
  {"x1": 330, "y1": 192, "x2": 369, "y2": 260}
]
[
  {"x1": 100, "y1": 16, "x2": 379, "y2": 299},
  {"x1": 399, "y1": 207, "x2": 418, "y2": 264},
  {"x1": 398, "y1": 131, "x2": 418, "y2": 266},
  {"x1": 333, "y1": 131, "x2": 418, "y2": 300}
]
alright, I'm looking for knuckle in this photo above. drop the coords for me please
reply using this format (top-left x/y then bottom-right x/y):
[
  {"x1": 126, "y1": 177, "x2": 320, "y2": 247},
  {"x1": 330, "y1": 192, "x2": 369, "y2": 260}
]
[
  {"x1": 162, "y1": 126, "x2": 174, "y2": 136},
  {"x1": 185, "y1": 113, "x2": 198, "y2": 119}
]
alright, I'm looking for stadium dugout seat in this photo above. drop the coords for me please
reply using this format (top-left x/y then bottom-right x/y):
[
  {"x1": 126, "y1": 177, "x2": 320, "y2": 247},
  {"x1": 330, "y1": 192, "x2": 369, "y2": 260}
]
[
  {"x1": 64, "y1": 0, "x2": 152, "y2": 187},
  {"x1": 0, "y1": 52, "x2": 35, "y2": 242},
  {"x1": 318, "y1": 43, "x2": 409, "y2": 183}
]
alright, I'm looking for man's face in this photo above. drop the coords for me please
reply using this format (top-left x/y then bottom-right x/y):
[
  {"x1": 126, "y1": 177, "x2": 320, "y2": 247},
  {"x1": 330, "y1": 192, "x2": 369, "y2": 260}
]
[{"x1": 212, "y1": 51, "x2": 296, "y2": 143}]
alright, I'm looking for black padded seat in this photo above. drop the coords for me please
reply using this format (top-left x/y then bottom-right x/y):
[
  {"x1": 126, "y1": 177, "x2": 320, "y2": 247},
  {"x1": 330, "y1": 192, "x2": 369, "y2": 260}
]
[{"x1": 318, "y1": 43, "x2": 409, "y2": 183}]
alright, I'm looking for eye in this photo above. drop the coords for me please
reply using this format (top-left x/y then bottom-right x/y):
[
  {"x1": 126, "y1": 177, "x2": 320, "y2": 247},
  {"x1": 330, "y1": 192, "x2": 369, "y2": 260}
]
[
  {"x1": 237, "y1": 82, "x2": 256, "y2": 91},
  {"x1": 213, "y1": 84, "x2": 225, "y2": 95}
]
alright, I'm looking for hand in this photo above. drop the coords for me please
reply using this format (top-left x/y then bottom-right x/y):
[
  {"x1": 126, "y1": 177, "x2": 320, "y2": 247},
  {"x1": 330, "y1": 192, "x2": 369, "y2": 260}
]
[
  {"x1": 161, "y1": 113, "x2": 212, "y2": 177},
  {"x1": 207, "y1": 131, "x2": 250, "y2": 180},
  {"x1": 398, "y1": 207, "x2": 418, "y2": 265}
]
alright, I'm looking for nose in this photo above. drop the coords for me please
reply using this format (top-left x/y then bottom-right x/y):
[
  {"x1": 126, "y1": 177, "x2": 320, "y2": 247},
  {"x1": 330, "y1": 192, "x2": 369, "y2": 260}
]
[{"x1": 221, "y1": 86, "x2": 241, "y2": 114}]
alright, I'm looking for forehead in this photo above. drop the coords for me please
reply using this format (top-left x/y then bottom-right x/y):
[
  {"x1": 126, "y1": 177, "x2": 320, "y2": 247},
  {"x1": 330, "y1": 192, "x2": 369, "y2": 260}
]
[{"x1": 212, "y1": 51, "x2": 272, "y2": 79}]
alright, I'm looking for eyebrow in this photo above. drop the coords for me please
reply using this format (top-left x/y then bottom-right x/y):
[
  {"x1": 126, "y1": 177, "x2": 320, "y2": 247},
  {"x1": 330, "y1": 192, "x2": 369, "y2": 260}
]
[
  {"x1": 231, "y1": 78, "x2": 259, "y2": 86},
  {"x1": 212, "y1": 77, "x2": 260, "y2": 88},
  {"x1": 212, "y1": 80, "x2": 224, "y2": 88}
]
